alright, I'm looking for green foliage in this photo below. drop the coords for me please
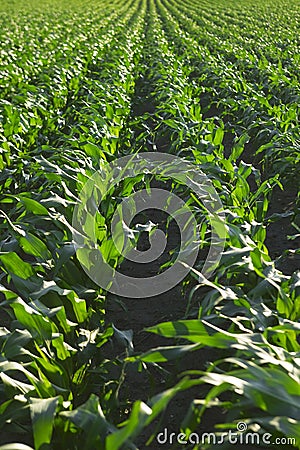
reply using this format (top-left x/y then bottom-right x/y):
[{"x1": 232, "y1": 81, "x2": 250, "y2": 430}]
[{"x1": 0, "y1": 0, "x2": 299, "y2": 448}]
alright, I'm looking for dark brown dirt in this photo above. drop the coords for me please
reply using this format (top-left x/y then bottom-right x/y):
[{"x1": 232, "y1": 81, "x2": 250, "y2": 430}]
[
  {"x1": 266, "y1": 184, "x2": 300, "y2": 274},
  {"x1": 104, "y1": 108, "x2": 299, "y2": 449},
  {"x1": 103, "y1": 58, "x2": 300, "y2": 445}
]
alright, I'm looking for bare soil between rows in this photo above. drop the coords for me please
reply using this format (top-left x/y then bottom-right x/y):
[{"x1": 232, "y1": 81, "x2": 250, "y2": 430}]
[{"x1": 105, "y1": 167, "x2": 299, "y2": 450}]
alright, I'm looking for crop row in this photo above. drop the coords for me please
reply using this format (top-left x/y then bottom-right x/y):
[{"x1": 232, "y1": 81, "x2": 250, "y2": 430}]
[{"x1": 0, "y1": 0, "x2": 299, "y2": 448}]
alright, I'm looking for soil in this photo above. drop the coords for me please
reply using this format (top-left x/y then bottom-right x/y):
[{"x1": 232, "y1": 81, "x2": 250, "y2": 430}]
[
  {"x1": 106, "y1": 220, "x2": 225, "y2": 449},
  {"x1": 1, "y1": 103, "x2": 298, "y2": 450},
  {"x1": 105, "y1": 181, "x2": 299, "y2": 450},
  {"x1": 266, "y1": 184, "x2": 300, "y2": 274},
  {"x1": 104, "y1": 58, "x2": 300, "y2": 447},
  {"x1": 104, "y1": 191, "x2": 299, "y2": 450},
  {"x1": 0, "y1": 13, "x2": 299, "y2": 450}
]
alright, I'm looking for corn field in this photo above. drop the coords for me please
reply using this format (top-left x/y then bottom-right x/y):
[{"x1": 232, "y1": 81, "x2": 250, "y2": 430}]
[{"x1": 0, "y1": 0, "x2": 299, "y2": 449}]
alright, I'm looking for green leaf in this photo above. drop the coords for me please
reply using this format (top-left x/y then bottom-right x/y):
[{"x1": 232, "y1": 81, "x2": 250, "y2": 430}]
[
  {"x1": 127, "y1": 343, "x2": 200, "y2": 363},
  {"x1": 19, "y1": 233, "x2": 51, "y2": 259},
  {"x1": 82, "y1": 142, "x2": 107, "y2": 160},
  {"x1": 17, "y1": 196, "x2": 49, "y2": 215},
  {"x1": 0, "y1": 329, "x2": 32, "y2": 359},
  {"x1": 213, "y1": 127, "x2": 224, "y2": 146},
  {"x1": 106, "y1": 401, "x2": 150, "y2": 450},
  {"x1": 60, "y1": 394, "x2": 115, "y2": 449},
  {"x1": 29, "y1": 397, "x2": 60, "y2": 450},
  {"x1": 9, "y1": 298, "x2": 53, "y2": 342},
  {"x1": 146, "y1": 320, "x2": 236, "y2": 346},
  {"x1": 229, "y1": 133, "x2": 250, "y2": 161},
  {"x1": 0, "y1": 252, "x2": 35, "y2": 279}
]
